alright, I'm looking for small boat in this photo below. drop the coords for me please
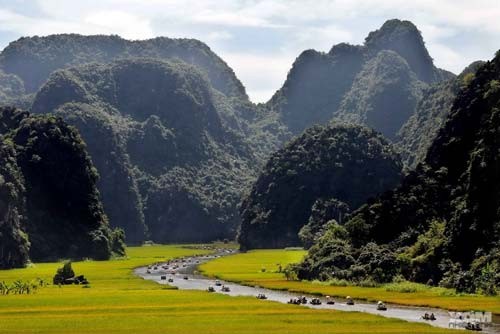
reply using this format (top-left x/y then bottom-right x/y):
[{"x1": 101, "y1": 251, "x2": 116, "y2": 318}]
[
  {"x1": 287, "y1": 298, "x2": 301, "y2": 305},
  {"x1": 422, "y1": 313, "x2": 436, "y2": 321},
  {"x1": 376, "y1": 301, "x2": 387, "y2": 311},
  {"x1": 215, "y1": 280, "x2": 222, "y2": 286},
  {"x1": 256, "y1": 294, "x2": 267, "y2": 300},
  {"x1": 465, "y1": 322, "x2": 482, "y2": 331},
  {"x1": 346, "y1": 296, "x2": 354, "y2": 305},
  {"x1": 183, "y1": 275, "x2": 189, "y2": 280},
  {"x1": 167, "y1": 278, "x2": 174, "y2": 283},
  {"x1": 325, "y1": 296, "x2": 335, "y2": 305},
  {"x1": 207, "y1": 286, "x2": 215, "y2": 292},
  {"x1": 221, "y1": 286, "x2": 231, "y2": 292},
  {"x1": 310, "y1": 298, "x2": 322, "y2": 305},
  {"x1": 160, "y1": 275, "x2": 166, "y2": 280},
  {"x1": 299, "y1": 296, "x2": 308, "y2": 304}
]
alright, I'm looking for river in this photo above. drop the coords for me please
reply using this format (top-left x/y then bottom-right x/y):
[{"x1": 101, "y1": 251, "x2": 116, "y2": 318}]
[{"x1": 134, "y1": 251, "x2": 499, "y2": 333}]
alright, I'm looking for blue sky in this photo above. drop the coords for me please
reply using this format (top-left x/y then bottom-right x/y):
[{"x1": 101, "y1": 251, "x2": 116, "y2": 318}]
[{"x1": 1, "y1": 0, "x2": 499, "y2": 102}]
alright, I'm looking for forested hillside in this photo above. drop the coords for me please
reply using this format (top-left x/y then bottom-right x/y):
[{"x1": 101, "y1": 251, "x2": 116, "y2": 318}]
[
  {"x1": 296, "y1": 54, "x2": 500, "y2": 294},
  {"x1": 0, "y1": 34, "x2": 246, "y2": 100},
  {"x1": 267, "y1": 19, "x2": 455, "y2": 151},
  {"x1": 397, "y1": 61, "x2": 485, "y2": 167},
  {"x1": 0, "y1": 107, "x2": 124, "y2": 268},
  {"x1": 31, "y1": 58, "x2": 277, "y2": 243},
  {"x1": 238, "y1": 124, "x2": 402, "y2": 249}
]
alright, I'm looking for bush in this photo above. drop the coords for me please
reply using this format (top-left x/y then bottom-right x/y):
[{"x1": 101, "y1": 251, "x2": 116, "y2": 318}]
[{"x1": 53, "y1": 261, "x2": 75, "y2": 285}]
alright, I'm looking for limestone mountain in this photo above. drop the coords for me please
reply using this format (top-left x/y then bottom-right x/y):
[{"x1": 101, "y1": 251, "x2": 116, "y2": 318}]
[
  {"x1": 0, "y1": 34, "x2": 247, "y2": 104},
  {"x1": 397, "y1": 61, "x2": 486, "y2": 167},
  {"x1": 267, "y1": 19, "x2": 453, "y2": 142},
  {"x1": 238, "y1": 124, "x2": 403, "y2": 249},
  {"x1": 31, "y1": 58, "x2": 271, "y2": 243},
  {"x1": 296, "y1": 53, "x2": 500, "y2": 294},
  {"x1": 0, "y1": 107, "x2": 124, "y2": 268}
]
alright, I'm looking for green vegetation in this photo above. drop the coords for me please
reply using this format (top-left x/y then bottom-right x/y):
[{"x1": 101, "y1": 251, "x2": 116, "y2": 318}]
[
  {"x1": 0, "y1": 278, "x2": 46, "y2": 295},
  {"x1": 397, "y1": 61, "x2": 486, "y2": 167},
  {"x1": 336, "y1": 50, "x2": 424, "y2": 140},
  {"x1": 0, "y1": 245, "x2": 452, "y2": 334},
  {"x1": 0, "y1": 107, "x2": 124, "y2": 268},
  {"x1": 30, "y1": 58, "x2": 279, "y2": 243},
  {"x1": 267, "y1": 19, "x2": 452, "y2": 139},
  {"x1": 0, "y1": 34, "x2": 246, "y2": 99},
  {"x1": 200, "y1": 250, "x2": 500, "y2": 314},
  {"x1": 238, "y1": 124, "x2": 402, "y2": 249},
  {"x1": 296, "y1": 53, "x2": 500, "y2": 295}
]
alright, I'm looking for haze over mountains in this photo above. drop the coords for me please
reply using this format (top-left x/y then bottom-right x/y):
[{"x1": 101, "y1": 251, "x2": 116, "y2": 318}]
[{"x1": 0, "y1": 17, "x2": 498, "y2": 296}]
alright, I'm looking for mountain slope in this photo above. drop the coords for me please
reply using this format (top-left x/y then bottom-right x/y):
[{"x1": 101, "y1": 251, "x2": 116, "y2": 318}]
[
  {"x1": 0, "y1": 34, "x2": 247, "y2": 100},
  {"x1": 0, "y1": 107, "x2": 124, "y2": 267},
  {"x1": 296, "y1": 53, "x2": 500, "y2": 293},
  {"x1": 335, "y1": 50, "x2": 424, "y2": 140},
  {"x1": 31, "y1": 58, "x2": 264, "y2": 243},
  {"x1": 397, "y1": 61, "x2": 486, "y2": 167},
  {"x1": 267, "y1": 19, "x2": 453, "y2": 141},
  {"x1": 238, "y1": 124, "x2": 403, "y2": 249}
]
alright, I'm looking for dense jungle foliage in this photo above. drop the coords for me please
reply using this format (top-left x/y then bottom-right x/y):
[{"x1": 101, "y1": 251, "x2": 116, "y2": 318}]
[
  {"x1": 30, "y1": 58, "x2": 278, "y2": 243},
  {"x1": 267, "y1": 19, "x2": 454, "y2": 141},
  {"x1": 238, "y1": 124, "x2": 403, "y2": 249},
  {"x1": 295, "y1": 54, "x2": 500, "y2": 295},
  {"x1": 0, "y1": 107, "x2": 125, "y2": 268}
]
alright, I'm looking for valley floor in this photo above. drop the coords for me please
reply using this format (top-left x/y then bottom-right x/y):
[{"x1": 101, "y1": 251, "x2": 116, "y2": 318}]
[
  {"x1": 0, "y1": 245, "x2": 453, "y2": 333},
  {"x1": 199, "y1": 249, "x2": 500, "y2": 315}
]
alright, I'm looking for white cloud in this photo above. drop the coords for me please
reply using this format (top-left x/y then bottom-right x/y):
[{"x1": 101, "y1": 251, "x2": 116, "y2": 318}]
[
  {"x1": 1, "y1": 0, "x2": 500, "y2": 102},
  {"x1": 206, "y1": 31, "x2": 233, "y2": 42},
  {"x1": 221, "y1": 52, "x2": 296, "y2": 103},
  {"x1": 84, "y1": 11, "x2": 154, "y2": 40},
  {"x1": 285, "y1": 24, "x2": 354, "y2": 53}
]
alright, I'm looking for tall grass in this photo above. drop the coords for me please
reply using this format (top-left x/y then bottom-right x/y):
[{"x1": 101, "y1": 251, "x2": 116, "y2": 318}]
[{"x1": 0, "y1": 245, "x2": 453, "y2": 334}]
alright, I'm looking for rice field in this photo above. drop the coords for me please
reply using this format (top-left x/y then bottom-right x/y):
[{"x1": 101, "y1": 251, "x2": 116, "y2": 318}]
[
  {"x1": 199, "y1": 249, "x2": 500, "y2": 315},
  {"x1": 0, "y1": 245, "x2": 454, "y2": 333}
]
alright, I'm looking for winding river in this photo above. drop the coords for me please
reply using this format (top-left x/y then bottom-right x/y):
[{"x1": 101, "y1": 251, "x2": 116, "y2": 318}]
[{"x1": 135, "y1": 251, "x2": 499, "y2": 333}]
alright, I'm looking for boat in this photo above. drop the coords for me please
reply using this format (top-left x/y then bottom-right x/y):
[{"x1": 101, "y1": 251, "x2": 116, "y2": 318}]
[
  {"x1": 465, "y1": 322, "x2": 482, "y2": 331},
  {"x1": 256, "y1": 294, "x2": 267, "y2": 300},
  {"x1": 310, "y1": 298, "x2": 322, "y2": 305},
  {"x1": 325, "y1": 296, "x2": 335, "y2": 305},
  {"x1": 346, "y1": 296, "x2": 354, "y2": 305},
  {"x1": 376, "y1": 301, "x2": 387, "y2": 311},
  {"x1": 207, "y1": 286, "x2": 215, "y2": 292}
]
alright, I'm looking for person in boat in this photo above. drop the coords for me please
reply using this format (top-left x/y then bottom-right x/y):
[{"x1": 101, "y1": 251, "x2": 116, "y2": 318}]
[
  {"x1": 430, "y1": 313, "x2": 436, "y2": 321},
  {"x1": 310, "y1": 298, "x2": 322, "y2": 305},
  {"x1": 376, "y1": 301, "x2": 387, "y2": 311},
  {"x1": 325, "y1": 296, "x2": 335, "y2": 305},
  {"x1": 346, "y1": 296, "x2": 354, "y2": 305}
]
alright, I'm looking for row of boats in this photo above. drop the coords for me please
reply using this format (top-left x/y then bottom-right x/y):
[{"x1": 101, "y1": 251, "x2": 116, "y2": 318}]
[{"x1": 285, "y1": 295, "x2": 388, "y2": 310}]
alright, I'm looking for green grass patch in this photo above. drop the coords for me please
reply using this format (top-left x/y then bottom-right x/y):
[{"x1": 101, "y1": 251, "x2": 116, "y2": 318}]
[
  {"x1": 0, "y1": 245, "x2": 453, "y2": 333},
  {"x1": 200, "y1": 249, "x2": 500, "y2": 314}
]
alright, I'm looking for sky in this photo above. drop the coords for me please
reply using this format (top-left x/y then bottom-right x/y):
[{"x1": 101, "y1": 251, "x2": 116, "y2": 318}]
[{"x1": 0, "y1": 0, "x2": 499, "y2": 102}]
